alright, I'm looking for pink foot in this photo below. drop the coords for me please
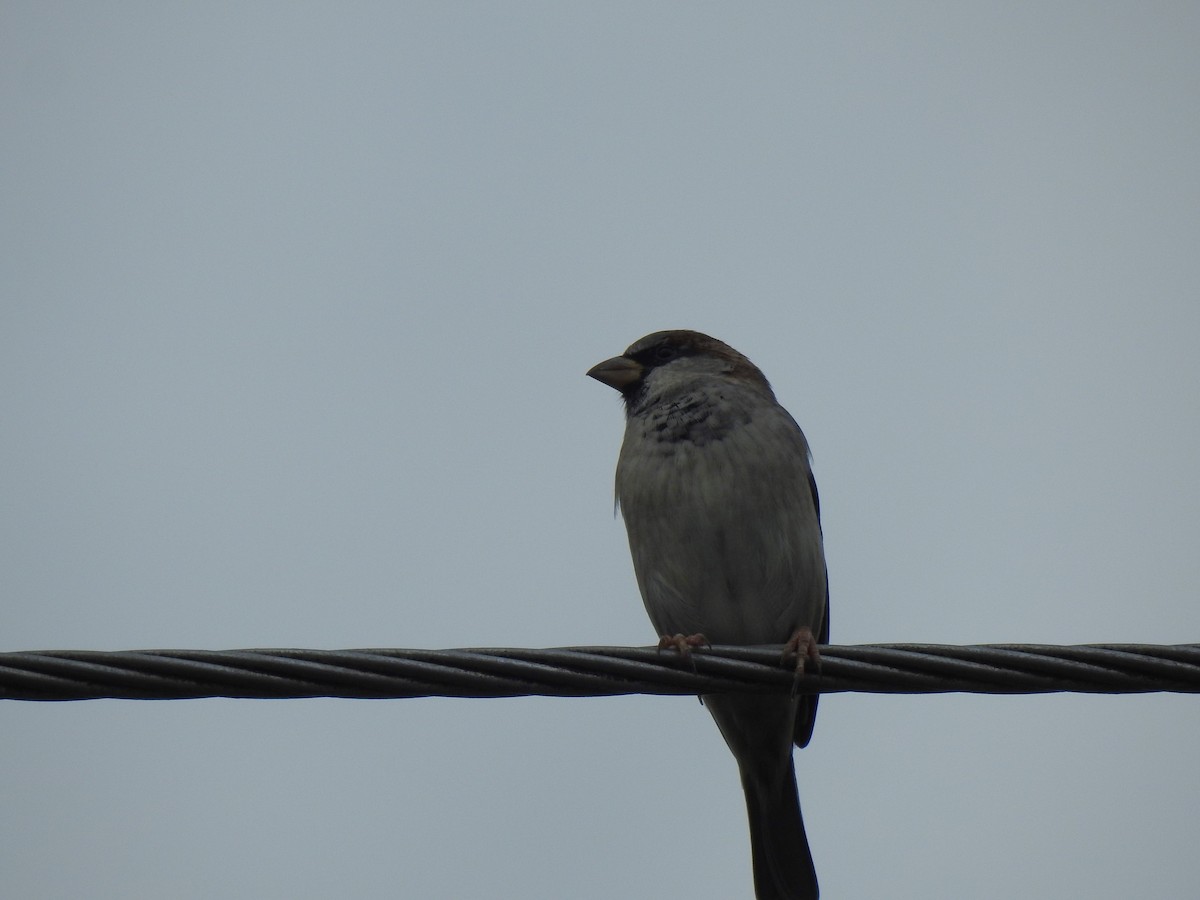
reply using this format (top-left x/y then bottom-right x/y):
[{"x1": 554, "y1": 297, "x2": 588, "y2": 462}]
[
  {"x1": 782, "y1": 626, "x2": 821, "y2": 671},
  {"x1": 656, "y1": 633, "x2": 710, "y2": 655},
  {"x1": 783, "y1": 627, "x2": 821, "y2": 694}
]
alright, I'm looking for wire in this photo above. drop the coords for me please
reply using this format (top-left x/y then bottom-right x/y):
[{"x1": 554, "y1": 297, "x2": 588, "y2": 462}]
[{"x1": 2, "y1": 643, "x2": 1198, "y2": 701}]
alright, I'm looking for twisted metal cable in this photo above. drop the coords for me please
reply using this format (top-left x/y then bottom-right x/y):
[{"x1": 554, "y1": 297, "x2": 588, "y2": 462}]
[{"x1": 1, "y1": 643, "x2": 1198, "y2": 701}]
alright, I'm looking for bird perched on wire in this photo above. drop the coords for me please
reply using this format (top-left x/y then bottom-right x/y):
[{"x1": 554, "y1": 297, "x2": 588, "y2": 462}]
[{"x1": 588, "y1": 329, "x2": 829, "y2": 900}]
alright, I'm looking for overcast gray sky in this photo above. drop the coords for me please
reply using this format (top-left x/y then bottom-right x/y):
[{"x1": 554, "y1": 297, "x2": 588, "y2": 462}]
[{"x1": 3, "y1": 4, "x2": 1198, "y2": 898}]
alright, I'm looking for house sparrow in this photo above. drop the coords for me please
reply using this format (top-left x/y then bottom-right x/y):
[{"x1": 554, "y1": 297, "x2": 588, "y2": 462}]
[{"x1": 588, "y1": 330, "x2": 828, "y2": 900}]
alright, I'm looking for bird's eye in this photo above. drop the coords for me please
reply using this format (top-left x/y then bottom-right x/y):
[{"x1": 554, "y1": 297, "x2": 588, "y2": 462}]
[{"x1": 654, "y1": 345, "x2": 678, "y2": 362}]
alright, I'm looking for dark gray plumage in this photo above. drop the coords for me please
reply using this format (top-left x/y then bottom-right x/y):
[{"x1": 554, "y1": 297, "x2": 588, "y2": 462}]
[{"x1": 589, "y1": 330, "x2": 829, "y2": 900}]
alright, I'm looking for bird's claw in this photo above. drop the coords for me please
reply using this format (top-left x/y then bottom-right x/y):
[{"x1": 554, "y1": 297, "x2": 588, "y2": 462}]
[
  {"x1": 657, "y1": 632, "x2": 709, "y2": 674},
  {"x1": 782, "y1": 626, "x2": 821, "y2": 695},
  {"x1": 657, "y1": 632, "x2": 710, "y2": 654}
]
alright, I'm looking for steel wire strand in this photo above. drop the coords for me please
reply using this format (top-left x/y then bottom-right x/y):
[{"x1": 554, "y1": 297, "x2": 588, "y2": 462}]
[{"x1": 0, "y1": 643, "x2": 1198, "y2": 701}]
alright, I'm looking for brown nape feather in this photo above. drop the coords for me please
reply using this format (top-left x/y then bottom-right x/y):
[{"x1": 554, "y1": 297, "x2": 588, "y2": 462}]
[{"x1": 622, "y1": 329, "x2": 776, "y2": 396}]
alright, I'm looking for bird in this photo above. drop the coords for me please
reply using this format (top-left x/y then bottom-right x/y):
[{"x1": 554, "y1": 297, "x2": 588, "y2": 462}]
[{"x1": 588, "y1": 329, "x2": 828, "y2": 900}]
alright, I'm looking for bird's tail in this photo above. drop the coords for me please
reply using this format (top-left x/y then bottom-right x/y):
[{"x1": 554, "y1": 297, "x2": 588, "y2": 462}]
[
  {"x1": 704, "y1": 693, "x2": 819, "y2": 900},
  {"x1": 740, "y1": 752, "x2": 818, "y2": 900}
]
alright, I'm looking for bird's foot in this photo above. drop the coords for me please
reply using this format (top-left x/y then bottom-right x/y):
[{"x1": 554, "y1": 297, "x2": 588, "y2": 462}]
[
  {"x1": 656, "y1": 632, "x2": 710, "y2": 655},
  {"x1": 657, "y1": 633, "x2": 709, "y2": 683},
  {"x1": 782, "y1": 626, "x2": 821, "y2": 695}
]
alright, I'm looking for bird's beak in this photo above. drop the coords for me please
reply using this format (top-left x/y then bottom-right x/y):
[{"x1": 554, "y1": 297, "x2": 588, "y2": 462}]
[{"x1": 587, "y1": 355, "x2": 644, "y2": 391}]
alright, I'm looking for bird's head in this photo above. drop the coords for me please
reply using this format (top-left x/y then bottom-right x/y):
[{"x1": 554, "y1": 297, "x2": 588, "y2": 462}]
[{"x1": 587, "y1": 330, "x2": 775, "y2": 412}]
